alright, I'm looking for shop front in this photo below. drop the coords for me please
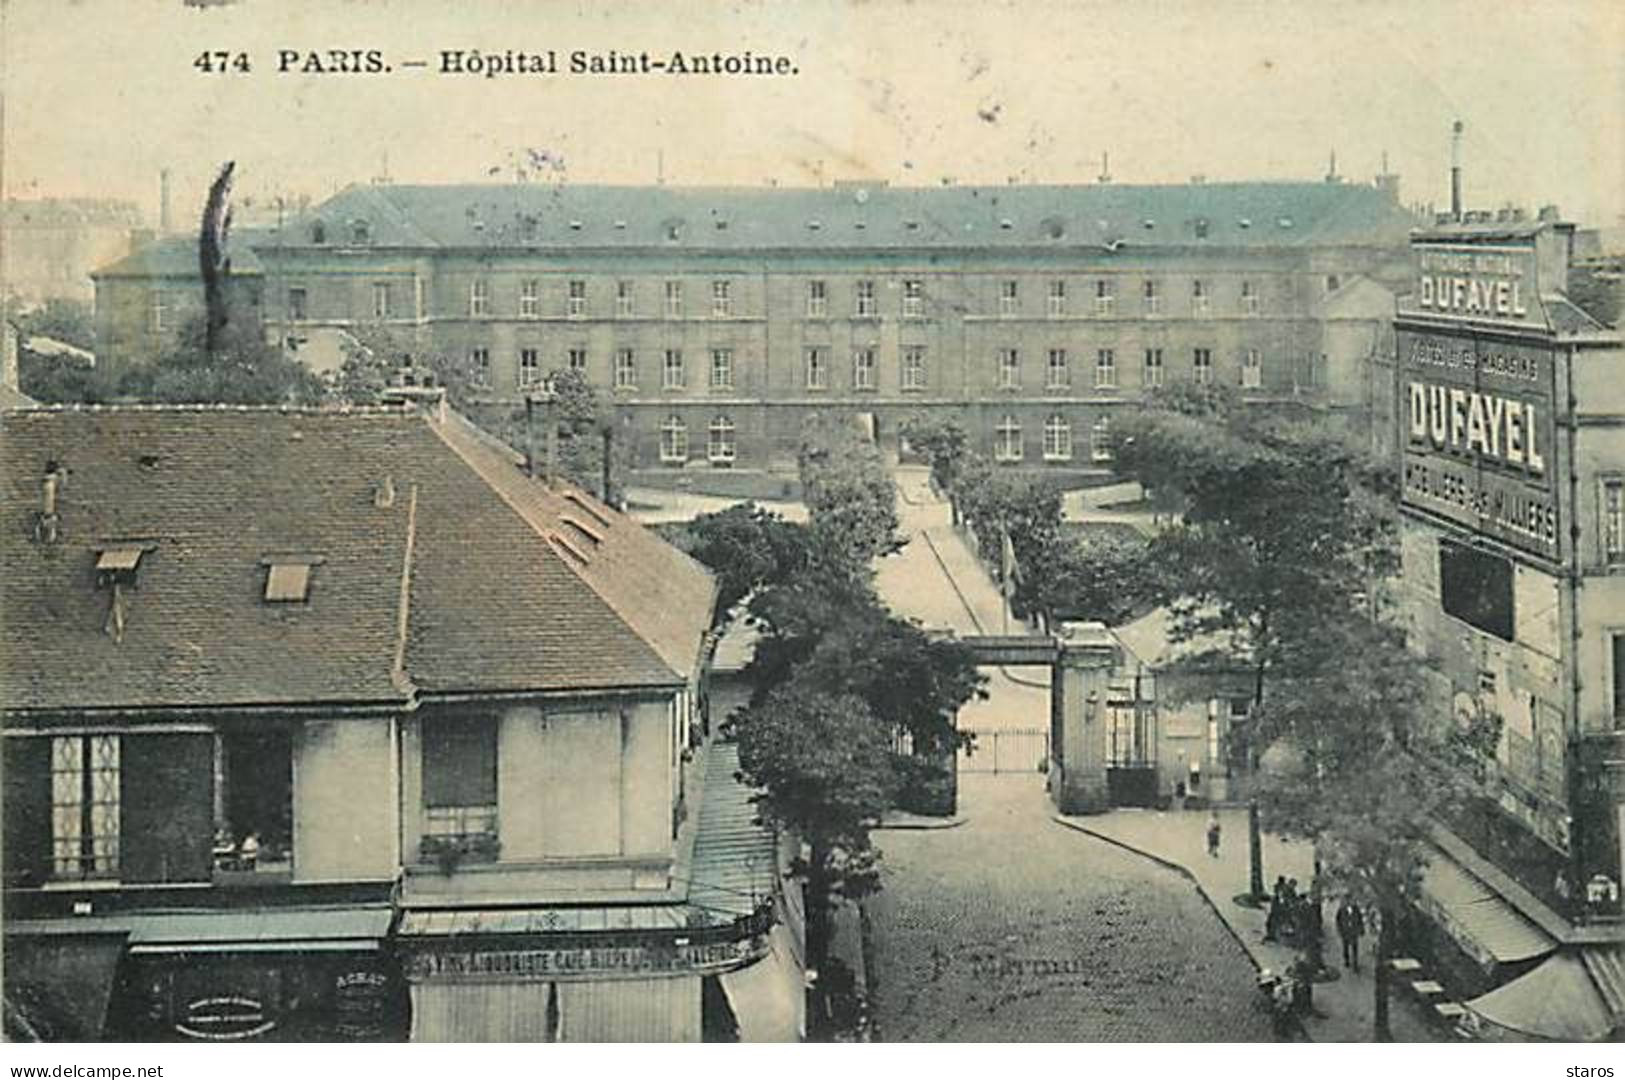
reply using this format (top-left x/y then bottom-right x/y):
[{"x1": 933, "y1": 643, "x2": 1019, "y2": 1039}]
[{"x1": 397, "y1": 903, "x2": 783, "y2": 1042}]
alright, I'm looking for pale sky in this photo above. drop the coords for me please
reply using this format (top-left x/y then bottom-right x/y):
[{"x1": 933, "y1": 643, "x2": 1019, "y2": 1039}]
[{"x1": 2, "y1": 0, "x2": 1622, "y2": 228}]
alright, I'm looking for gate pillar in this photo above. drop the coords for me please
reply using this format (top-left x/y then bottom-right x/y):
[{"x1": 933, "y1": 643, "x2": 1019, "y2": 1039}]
[{"x1": 1048, "y1": 622, "x2": 1121, "y2": 815}]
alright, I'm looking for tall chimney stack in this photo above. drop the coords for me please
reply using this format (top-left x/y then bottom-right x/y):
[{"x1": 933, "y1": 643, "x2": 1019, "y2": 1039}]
[
  {"x1": 159, "y1": 169, "x2": 173, "y2": 235},
  {"x1": 1450, "y1": 120, "x2": 1464, "y2": 222}
]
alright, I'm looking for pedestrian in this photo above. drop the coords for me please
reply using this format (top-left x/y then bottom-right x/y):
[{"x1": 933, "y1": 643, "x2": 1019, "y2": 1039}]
[
  {"x1": 1264, "y1": 875, "x2": 1289, "y2": 942},
  {"x1": 1206, "y1": 811, "x2": 1221, "y2": 858},
  {"x1": 1336, "y1": 899, "x2": 1365, "y2": 972}
]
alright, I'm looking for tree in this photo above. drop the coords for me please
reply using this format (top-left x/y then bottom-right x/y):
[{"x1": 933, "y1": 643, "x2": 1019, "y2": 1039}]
[
  {"x1": 1027, "y1": 528, "x2": 1161, "y2": 628},
  {"x1": 134, "y1": 314, "x2": 327, "y2": 406},
  {"x1": 951, "y1": 454, "x2": 1063, "y2": 621},
  {"x1": 899, "y1": 413, "x2": 970, "y2": 515},
  {"x1": 798, "y1": 412, "x2": 903, "y2": 572},
  {"x1": 673, "y1": 503, "x2": 815, "y2": 619},
  {"x1": 731, "y1": 688, "x2": 896, "y2": 1017},
  {"x1": 1255, "y1": 612, "x2": 1495, "y2": 1040},
  {"x1": 199, "y1": 161, "x2": 237, "y2": 363}
]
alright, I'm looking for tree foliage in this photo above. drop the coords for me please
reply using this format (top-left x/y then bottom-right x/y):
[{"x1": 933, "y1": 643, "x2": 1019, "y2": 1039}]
[
  {"x1": 671, "y1": 503, "x2": 815, "y2": 618},
  {"x1": 798, "y1": 412, "x2": 903, "y2": 572},
  {"x1": 899, "y1": 412, "x2": 970, "y2": 499},
  {"x1": 951, "y1": 453, "x2": 1063, "y2": 619},
  {"x1": 1026, "y1": 528, "x2": 1160, "y2": 628},
  {"x1": 10, "y1": 297, "x2": 95, "y2": 351}
]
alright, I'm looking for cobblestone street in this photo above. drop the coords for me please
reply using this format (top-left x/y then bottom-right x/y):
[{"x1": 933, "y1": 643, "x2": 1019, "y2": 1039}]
[{"x1": 867, "y1": 775, "x2": 1277, "y2": 1042}]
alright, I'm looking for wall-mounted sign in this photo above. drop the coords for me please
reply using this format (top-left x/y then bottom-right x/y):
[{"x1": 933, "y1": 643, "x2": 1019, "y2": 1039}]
[
  {"x1": 1408, "y1": 244, "x2": 1545, "y2": 327},
  {"x1": 401, "y1": 936, "x2": 766, "y2": 983},
  {"x1": 1398, "y1": 329, "x2": 1561, "y2": 562}
]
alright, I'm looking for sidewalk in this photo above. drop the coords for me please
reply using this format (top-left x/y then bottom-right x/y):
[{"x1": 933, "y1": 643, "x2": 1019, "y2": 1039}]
[{"x1": 1054, "y1": 807, "x2": 1447, "y2": 1043}]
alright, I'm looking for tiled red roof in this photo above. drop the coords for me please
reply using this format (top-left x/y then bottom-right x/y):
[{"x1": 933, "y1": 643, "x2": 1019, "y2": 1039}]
[{"x1": 0, "y1": 406, "x2": 715, "y2": 713}]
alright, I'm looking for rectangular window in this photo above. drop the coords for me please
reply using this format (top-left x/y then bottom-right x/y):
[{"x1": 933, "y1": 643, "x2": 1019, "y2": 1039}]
[
  {"x1": 1143, "y1": 279, "x2": 1162, "y2": 315},
  {"x1": 1046, "y1": 348, "x2": 1070, "y2": 389},
  {"x1": 1043, "y1": 415, "x2": 1072, "y2": 461},
  {"x1": 1192, "y1": 280, "x2": 1208, "y2": 316},
  {"x1": 470, "y1": 279, "x2": 489, "y2": 317},
  {"x1": 567, "y1": 280, "x2": 587, "y2": 318},
  {"x1": 852, "y1": 348, "x2": 877, "y2": 390},
  {"x1": 855, "y1": 280, "x2": 876, "y2": 317},
  {"x1": 1091, "y1": 417, "x2": 1113, "y2": 462},
  {"x1": 286, "y1": 287, "x2": 306, "y2": 323},
  {"x1": 1095, "y1": 280, "x2": 1115, "y2": 316},
  {"x1": 567, "y1": 347, "x2": 587, "y2": 372},
  {"x1": 470, "y1": 347, "x2": 491, "y2": 387},
  {"x1": 902, "y1": 346, "x2": 926, "y2": 390},
  {"x1": 1048, "y1": 280, "x2": 1067, "y2": 317},
  {"x1": 1241, "y1": 280, "x2": 1260, "y2": 314},
  {"x1": 1613, "y1": 632, "x2": 1625, "y2": 728},
  {"x1": 1439, "y1": 538, "x2": 1515, "y2": 641},
  {"x1": 807, "y1": 280, "x2": 828, "y2": 318},
  {"x1": 999, "y1": 280, "x2": 1019, "y2": 317},
  {"x1": 421, "y1": 717, "x2": 499, "y2": 854},
  {"x1": 711, "y1": 280, "x2": 732, "y2": 317},
  {"x1": 614, "y1": 348, "x2": 636, "y2": 390},
  {"x1": 902, "y1": 280, "x2": 925, "y2": 318},
  {"x1": 664, "y1": 280, "x2": 683, "y2": 318},
  {"x1": 661, "y1": 416, "x2": 689, "y2": 463},
  {"x1": 51, "y1": 734, "x2": 120, "y2": 880},
  {"x1": 1241, "y1": 348, "x2": 1262, "y2": 389},
  {"x1": 615, "y1": 280, "x2": 634, "y2": 318},
  {"x1": 1144, "y1": 348, "x2": 1165, "y2": 388},
  {"x1": 220, "y1": 731, "x2": 292, "y2": 873},
  {"x1": 710, "y1": 348, "x2": 733, "y2": 389},
  {"x1": 414, "y1": 277, "x2": 425, "y2": 319},
  {"x1": 372, "y1": 282, "x2": 391, "y2": 320},
  {"x1": 997, "y1": 348, "x2": 1020, "y2": 389},
  {"x1": 708, "y1": 416, "x2": 737, "y2": 463},
  {"x1": 805, "y1": 347, "x2": 828, "y2": 389},
  {"x1": 1095, "y1": 348, "x2": 1117, "y2": 389},
  {"x1": 520, "y1": 279, "x2": 540, "y2": 318},
  {"x1": 995, "y1": 416, "x2": 1023, "y2": 462},
  {"x1": 1604, "y1": 479, "x2": 1624, "y2": 563},
  {"x1": 663, "y1": 349, "x2": 685, "y2": 389},
  {"x1": 1193, "y1": 348, "x2": 1213, "y2": 384},
  {"x1": 518, "y1": 348, "x2": 540, "y2": 387}
]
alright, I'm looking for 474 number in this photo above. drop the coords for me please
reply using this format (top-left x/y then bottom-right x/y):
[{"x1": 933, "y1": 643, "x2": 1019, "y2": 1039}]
[{"x1": 194, "y1": 51, "x2": 251, "y2": 74}]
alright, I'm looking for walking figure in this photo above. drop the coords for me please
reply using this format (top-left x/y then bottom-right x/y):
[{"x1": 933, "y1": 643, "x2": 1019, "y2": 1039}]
[
  {"x1": 1206, "y1": 812, "x2": 1222, "y2": 858},
  {"x1": 1336, "y1": 899, "x2": 1365, "y2": 972}
]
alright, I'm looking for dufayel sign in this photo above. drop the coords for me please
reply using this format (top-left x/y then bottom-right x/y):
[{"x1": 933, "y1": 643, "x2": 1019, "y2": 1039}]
[
  {"x1": 1409, "y1": 243, "x2": 1546, "y2": 327},
  {"x1": 1399, "y1": 328, "x2": 1561, "y2": 562}
]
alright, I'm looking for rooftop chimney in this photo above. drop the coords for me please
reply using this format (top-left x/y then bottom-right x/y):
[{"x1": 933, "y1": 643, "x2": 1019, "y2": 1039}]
[{"x1": 1450, "y1": 120, "x2": 1464, "y2": 222}]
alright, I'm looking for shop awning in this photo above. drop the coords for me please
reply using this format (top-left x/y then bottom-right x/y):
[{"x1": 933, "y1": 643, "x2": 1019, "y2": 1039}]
[
  {"x1": 124, "y1": 906, "x2": 394, "y2": 954},
  {"x1": 1419, "y1": 850, "x2": 1556, "y2": 967},
  {"x1": 719, "y1": 923, "x2": 804, "y2": 1043},
  {"x1": 1468, "y1": 951, "x2": 1617, "y2": 1042},
  {"x1": 2, "y1": 932, "x2": 127, "y2": 1041}
]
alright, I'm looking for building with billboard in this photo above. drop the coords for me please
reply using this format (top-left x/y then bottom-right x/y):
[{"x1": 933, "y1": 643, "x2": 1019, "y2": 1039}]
[{"x1": 1393, "y1": 213, "x2": 1625, "y2": 1039}]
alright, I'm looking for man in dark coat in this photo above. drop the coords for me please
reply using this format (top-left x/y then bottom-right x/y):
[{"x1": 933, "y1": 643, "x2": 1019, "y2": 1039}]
[{"x1": 1336, "y1": 899, "x2": 1365, "y2": 972}]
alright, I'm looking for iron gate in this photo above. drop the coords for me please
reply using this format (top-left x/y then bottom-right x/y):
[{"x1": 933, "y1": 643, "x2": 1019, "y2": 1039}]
[{"x1": 958, "y1": 727, "x2": 1050, "y2": 774}]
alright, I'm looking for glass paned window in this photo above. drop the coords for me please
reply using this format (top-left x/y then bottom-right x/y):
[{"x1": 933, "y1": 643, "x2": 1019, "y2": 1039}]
[
  {"x1": 712, "y1": 280, "x2": 732, "y2": 317},
  {"x1": 422, "y1": 718, "x2": 498, "y2": 849},
  {"x1": 1143, "y1": 279, "x2": 1162, "y2": 315},
  {"x1": 1046, "y1": 348, "x2": 1069, "y2": 389},
  {"x1": 852, "y1": 348, "x2": 877, "y2": 390},
  {"x1": 855, "y1": 280, "x2": 876, "y2": 317},
  {"x1": 373, "y1": 283, "x2": 391, "y2": 319},
  {"x1": 520, "y1": 279, "x2": 540, "y2": 318},
  {"x1": 1091, "y1": 417, "x2": 1113, "y2": 461},
  {"x1": 1194, "y1": 348, "x2": 1213, "y2": 384},
  {"x1": 807, "y1": 280, "x2": 827, "y2": 318},
  {"x1": 567, "y1": 280, "x2": 587, "y2": 317},
  {"x1": 567, "y1": 348, "x2": 587, "y2": 372},
  {"x1": 710, "y1": 348, "x2": 733, "y2": 389},
  {"x1": 615, "y1": 280, "x2": 634, "y2": 317},
  {"x1": 995, "y1": 415, "x2": 1023, "y2": 461},
  {"x1": 470, "y1": 347, "x2": 491, "y2": 387},
  {"x1": 708, "y1": 415, "x2": 736, "y2": 462},
  {"x1": 902, "y1": 280, "x2": 924, "y2": 318},
  {"x1": 1048, "y1": 280, "x2": 1067, "y2": 316},
  {"x1": 665, "y1": 281, "x2": 683, "y2": 318},
  {"x1": 1144, "y1": 348, "x2": 1165, "y2": 388},
  {"x1": 614, "y1": 348, "x2": 636, "y2": 389},
  {"x1": 1192, "y1": 280, "x2": 1208, "y2": 315},
  {"x1": 663, "y1": 349, "x2": 685, "y2": 389},
  {"x1": 1095, "y1": 348, "x2": 1116, "y2": 388},
  {"x1": 1043, "y1": 415, "x2": 1072, "y2": 460},
  {"x1": 470, "y1": 279, "x2": 489, "y2": 317},
  {"x1": 1241, "y1": 280, "x2": 1259, "y2": 314},
  {"x1": 997, "y1": 348, "x2": 1020, "y2": 389},
  {"x1": 518, "y1": 348, "x2": 541, "y2": 387},
  {"x1": 1241, "y1": 348, "x2": 1262, "y2": 389},
  {"x1": 902, "y1": 346, "x2": 926, "y2": 390},
  {"x1": 999, "y1": 280, "x2": 1019, "y2": 316},
  {"x1": 52, "y1": 735, "x2": 119, "y2": 879},
  {"x1": 806, "y1": 347, "x2": 828, "y2": 389},
  {"x1": 1604, "y1": 480, "x2": 1624, "y2": 562},
  {"x1": 660, "y1": 415, "x2": 688, "y2": 462},
  {"x1": 1094, "y1": 279, "x2": 1115, "y2": 316}
]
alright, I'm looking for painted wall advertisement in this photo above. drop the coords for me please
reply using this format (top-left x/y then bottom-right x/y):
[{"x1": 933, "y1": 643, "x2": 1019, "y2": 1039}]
[{"x1": 1398, "y1": 327, "x2": 1561, "y2": 562}]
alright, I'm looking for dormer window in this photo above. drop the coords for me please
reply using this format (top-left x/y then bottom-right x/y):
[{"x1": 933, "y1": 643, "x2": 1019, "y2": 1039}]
[
  {"x1": 351, "y1": 219, "x2": 371, "y2": 245},
  {"x1": 96, "y1": 545, "x2": 149, "y2": 643},
  {"x1": 262, "y1": 555, "x2": 323, "y2": 603},
  {"x1": 311, "y1": 221, "x2": 327, "y2": 244}
]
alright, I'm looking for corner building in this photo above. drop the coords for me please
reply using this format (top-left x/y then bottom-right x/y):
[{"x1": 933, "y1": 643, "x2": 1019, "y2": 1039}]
[
  {"x1": 94, "y1": 181, "x2": 1417, "y2": 467},
  {"x1": 1393, "y1": 217, "x2": 1625, "y2": 1039}
]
